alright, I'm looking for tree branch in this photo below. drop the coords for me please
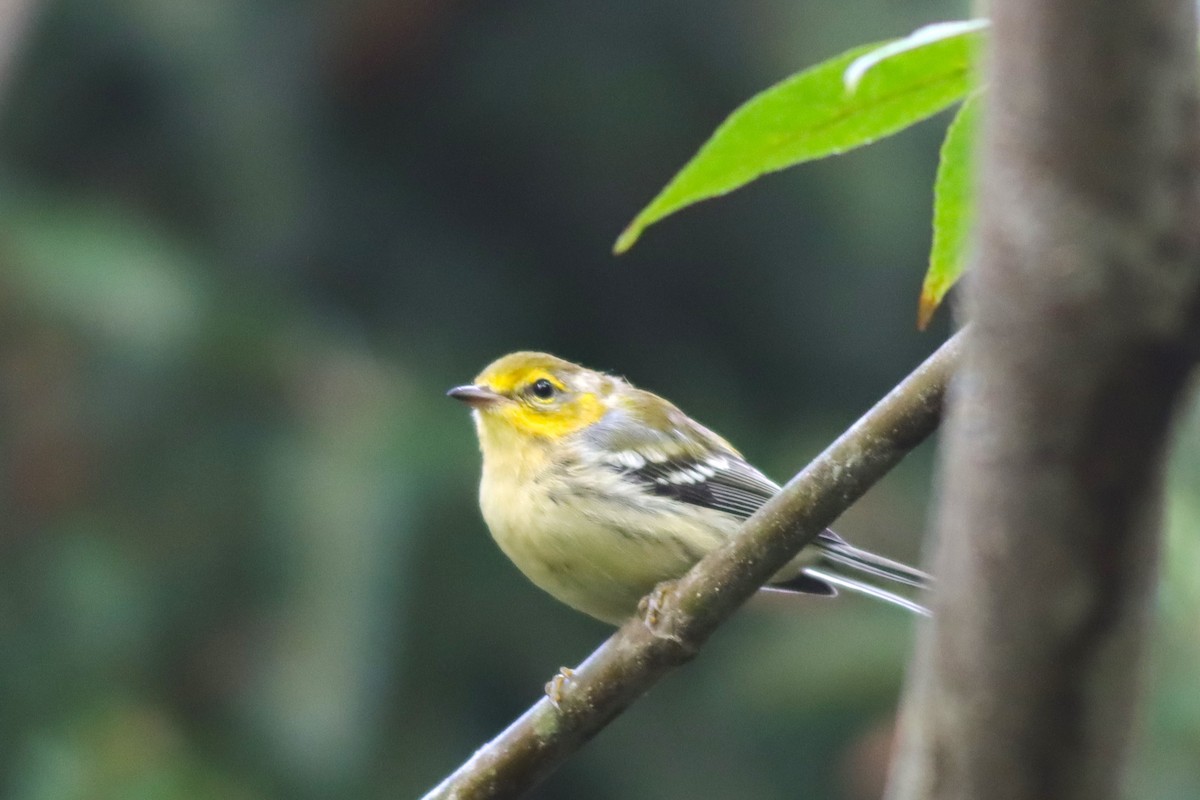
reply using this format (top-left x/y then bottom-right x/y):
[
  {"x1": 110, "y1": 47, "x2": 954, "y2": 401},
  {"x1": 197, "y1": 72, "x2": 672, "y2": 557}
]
[
  {"x1": 887, "y1": 1, "x2": 1200, "y2": 798},
  {"x1": 422, "y1": 331, "x2": 962, "y2": 800}
]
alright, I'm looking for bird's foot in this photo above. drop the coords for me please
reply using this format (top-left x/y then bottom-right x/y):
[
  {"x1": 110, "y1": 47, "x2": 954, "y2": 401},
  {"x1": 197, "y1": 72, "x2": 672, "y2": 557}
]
[
  {"x1": 544, "y1": 666, "x2": 575, "y2": 709},
  {"x1": 638, "y1": 581, "x2": 678, "y2": 632}
]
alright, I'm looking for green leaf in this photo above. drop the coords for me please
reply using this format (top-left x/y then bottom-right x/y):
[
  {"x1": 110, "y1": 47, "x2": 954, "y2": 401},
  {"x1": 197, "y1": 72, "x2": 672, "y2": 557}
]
[
  {"x1": 918, "y1": 93, "x2": 980, "y2": 330},
  {"x1": 843, "y1": 19, "x2": 989, "y2": 92},
  {"x1": 615, "y1": 22, "x2": 985, "y2": 254}
]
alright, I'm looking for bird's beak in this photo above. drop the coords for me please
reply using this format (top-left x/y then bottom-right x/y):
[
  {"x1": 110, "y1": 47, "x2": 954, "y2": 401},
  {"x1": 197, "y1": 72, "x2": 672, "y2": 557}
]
[{"x1": 447, "y1": 384, "x2": 504, "y2": 408}]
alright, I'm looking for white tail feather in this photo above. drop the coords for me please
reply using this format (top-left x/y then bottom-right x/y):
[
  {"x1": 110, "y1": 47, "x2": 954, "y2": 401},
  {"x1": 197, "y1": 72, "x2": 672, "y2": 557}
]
[{"x1": 802, "y1": 567, "x2": 931, "y2": 617}]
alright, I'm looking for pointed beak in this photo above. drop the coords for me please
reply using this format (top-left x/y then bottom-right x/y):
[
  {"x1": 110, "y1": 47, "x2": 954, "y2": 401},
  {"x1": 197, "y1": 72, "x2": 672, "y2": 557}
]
[{"x1": 447, "y1": 384, "x2": 504, "y2": 408}]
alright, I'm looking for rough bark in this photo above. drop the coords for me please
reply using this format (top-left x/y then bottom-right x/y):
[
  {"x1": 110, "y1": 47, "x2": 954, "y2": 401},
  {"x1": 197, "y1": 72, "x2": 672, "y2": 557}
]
[{"x1": 887, "y1": 2, "x2": 1200, "y2": 799}]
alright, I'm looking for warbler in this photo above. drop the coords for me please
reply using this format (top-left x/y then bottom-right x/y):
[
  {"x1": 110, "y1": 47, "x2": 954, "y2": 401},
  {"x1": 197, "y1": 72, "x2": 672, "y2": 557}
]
[{"x1": 449, "y1": 352, "x2": 929, "y2": 624}]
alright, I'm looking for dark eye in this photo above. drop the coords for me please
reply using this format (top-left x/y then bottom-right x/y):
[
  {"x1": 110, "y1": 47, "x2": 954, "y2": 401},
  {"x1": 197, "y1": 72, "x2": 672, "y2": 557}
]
[{"x1": 531, "y1": 378, "x2": 557, "y2": 400}]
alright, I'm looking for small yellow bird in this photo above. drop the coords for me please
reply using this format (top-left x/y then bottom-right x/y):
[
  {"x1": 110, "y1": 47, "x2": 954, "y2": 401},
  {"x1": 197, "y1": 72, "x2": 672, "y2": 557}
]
[{"x1": 449, "y1": 352, "x2": 929, "y2": 624}]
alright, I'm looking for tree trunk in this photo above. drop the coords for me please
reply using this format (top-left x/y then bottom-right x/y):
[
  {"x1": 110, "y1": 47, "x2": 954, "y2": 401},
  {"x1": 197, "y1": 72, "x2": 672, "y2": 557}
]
[{"x1": 887, "y1": 1, "x2": 1200, "y2": 799}]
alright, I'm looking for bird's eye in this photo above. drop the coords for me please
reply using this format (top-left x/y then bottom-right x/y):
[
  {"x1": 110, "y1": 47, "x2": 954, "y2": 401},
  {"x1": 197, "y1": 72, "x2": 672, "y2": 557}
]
[{"x1": 531, "y1": 378, "x2": 557, "y2": 400}]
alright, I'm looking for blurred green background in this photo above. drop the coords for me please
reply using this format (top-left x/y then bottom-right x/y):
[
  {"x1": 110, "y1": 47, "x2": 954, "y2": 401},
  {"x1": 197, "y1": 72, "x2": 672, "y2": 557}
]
[{"x1": 1, "y1": 2, "x2": 1197, "y2": 798}]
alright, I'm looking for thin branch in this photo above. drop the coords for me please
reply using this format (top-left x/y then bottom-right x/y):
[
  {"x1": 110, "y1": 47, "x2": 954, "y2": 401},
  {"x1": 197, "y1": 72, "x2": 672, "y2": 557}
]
[{"x1": 422, "y1": 330, "x2": 963, "y2": 800}]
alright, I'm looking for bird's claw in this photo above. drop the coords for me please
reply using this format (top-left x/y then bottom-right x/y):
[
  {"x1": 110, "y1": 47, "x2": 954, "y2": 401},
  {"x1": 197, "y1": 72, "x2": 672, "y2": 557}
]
[
  {"x1": 545, "y1": 666, "x2": 575, "y2": 708},
  {"x1": 638, "y1": 581, "x2": 677, "y2": 630}
]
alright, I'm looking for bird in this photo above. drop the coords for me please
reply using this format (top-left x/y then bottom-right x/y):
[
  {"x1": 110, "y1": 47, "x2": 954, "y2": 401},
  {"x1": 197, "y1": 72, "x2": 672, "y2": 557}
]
[{"x1": 448, "y1": 351, "x2": 929, "y2": 624}]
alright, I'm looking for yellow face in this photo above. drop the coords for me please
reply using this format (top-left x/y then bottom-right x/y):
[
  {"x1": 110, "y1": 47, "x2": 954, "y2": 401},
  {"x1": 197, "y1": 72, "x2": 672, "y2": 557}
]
[{"x1": 452, "y1": 352, "x2": 609, "y2": 439}]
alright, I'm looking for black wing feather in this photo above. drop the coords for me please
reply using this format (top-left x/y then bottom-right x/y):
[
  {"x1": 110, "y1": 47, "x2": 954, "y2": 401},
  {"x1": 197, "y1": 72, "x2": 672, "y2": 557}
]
[
  {"x1": 582, "y1": 396, "x2": 782, "y2": 519},
  {"x1": 626, "y1": 454, "x2": 779, "y2": 520}
]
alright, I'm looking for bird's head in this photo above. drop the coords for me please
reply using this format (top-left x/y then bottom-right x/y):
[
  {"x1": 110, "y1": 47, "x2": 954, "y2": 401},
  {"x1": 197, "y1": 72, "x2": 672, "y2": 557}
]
[{"x1": 448, "y1": 352, "x2": 614, "y2": 442}]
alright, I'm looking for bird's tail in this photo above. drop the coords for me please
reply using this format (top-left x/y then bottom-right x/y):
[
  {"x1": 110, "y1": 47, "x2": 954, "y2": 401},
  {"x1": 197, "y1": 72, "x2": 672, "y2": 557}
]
[{"x1": 803, "y1": 534, "x2": 931, "y2": 616}]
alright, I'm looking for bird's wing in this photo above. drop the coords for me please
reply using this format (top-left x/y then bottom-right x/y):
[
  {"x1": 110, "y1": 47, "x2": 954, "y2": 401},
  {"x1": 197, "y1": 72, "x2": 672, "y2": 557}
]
[
  {"x1": 581, "y1": 388, "x2": 841, "y2": 597},
  {"x1": 627, "y1": 450, "x2": 779, "y2": 519},
  {"x1": 583, "y1": 389, "x2": 781, "y2": 520}
]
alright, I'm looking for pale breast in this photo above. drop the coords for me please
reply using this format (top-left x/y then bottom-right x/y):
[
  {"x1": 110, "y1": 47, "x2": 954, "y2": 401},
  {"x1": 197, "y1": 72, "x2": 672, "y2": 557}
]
[{"x1": 479, "y1": 454, "x2": 736, "y2": 624}]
